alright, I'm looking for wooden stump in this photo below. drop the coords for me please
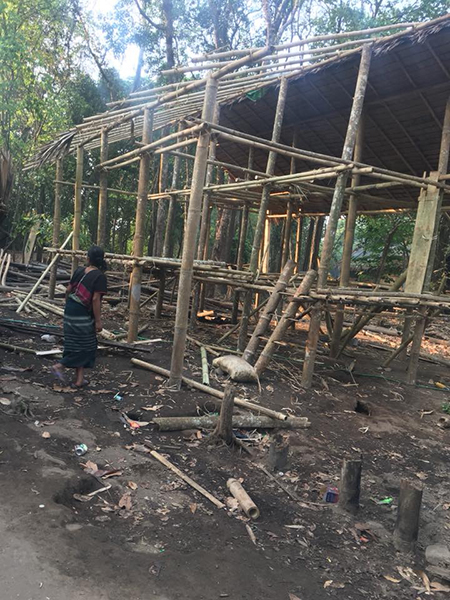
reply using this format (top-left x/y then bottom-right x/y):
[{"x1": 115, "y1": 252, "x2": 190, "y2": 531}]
[
  {"x1": 393, "y1": 479, "x2": 423, "y2": 553},
  {"x1": 267, "y1": 433, "x2": 289, "y2": 472},
  {"x1": 211, "y1": 383, "x2": 235, "y2": 445},
  {"x1": 339, "y1": 458, "x2": 362, "y2": 515}
]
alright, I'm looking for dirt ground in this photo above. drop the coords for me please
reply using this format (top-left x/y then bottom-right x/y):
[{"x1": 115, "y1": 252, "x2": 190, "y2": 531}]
[{"x1": 2, "y1": 301, "x2": 450, "y2": 600}]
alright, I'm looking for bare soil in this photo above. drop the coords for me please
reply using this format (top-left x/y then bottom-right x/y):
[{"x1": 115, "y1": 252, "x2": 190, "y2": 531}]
[{"x1": 2, "y1": 301, "x2": 450, "y2": 600}]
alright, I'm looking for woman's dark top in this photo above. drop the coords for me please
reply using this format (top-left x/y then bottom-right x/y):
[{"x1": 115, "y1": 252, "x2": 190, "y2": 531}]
[{"x1": 69, "y1": 267, "x2": 107, "y2": 310}]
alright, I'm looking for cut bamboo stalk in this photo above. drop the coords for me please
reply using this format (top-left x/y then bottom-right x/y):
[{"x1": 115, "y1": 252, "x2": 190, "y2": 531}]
[
  {"x1": 16, "y1": 232, "x2": 74, "y2": 314},
  {"x1": 330, "y1": 114, "x2": 365, "y2": 357},
  {"x1": 169, "y1": 75, "x2": 218, "y2": 388},
  {"x1": 131, "y1": 358, "x2": 288, "y2": 421},
  {"x1": 227, "y1": 478, "x2": 260, "y2": 519},
  {"x1": 406, "y1": 307, "x2": 427, "y2": 385},
  {"x1": 154, "y1": 415, "x2": 310, "y2": 431},
  {"x1": 239, "y1": 78, "x2": 289, "y2": 352},
  {"x1": 255, "y1": 270, "x2": 317, "y2": 376},
  {"x1": 1, "y1": 253, "x2": 11, "y2": 288},
  {"x1": 149, "y1": 448, "x2": 225, "y2": 510},
  {"x1": 49, "y1": 158, "x2": 63, "y2": 299},
  {"x1": 200, "y1": 346, "x2": 210, "y2": 386},
  {"x1": 243, "y1": 259, "x2": 295, "y2": 364},
  {"x1": 127, "y1": 108, "x2": 154, "y2": 343},
  {"x1": 72, "y1": 146, "x2": 84, "y2": 273},
  {"x1": 97, "y1": 128, "x2": 108, "y2": 247},
  {"x1": 212, "y1": 383, "x2": 234, "y2": 444},
  {"x1": 393, "y1": 479, "x2": 423, "y2": 553}
]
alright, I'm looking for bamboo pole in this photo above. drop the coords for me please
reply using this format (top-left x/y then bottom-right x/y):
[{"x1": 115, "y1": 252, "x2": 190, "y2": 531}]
[
  {"x1": 393, "y1": 479, "x2": 423, "y2": 553},
  {"x1": 16, "y1": 232, "x2": 74, "y2": 313},
  {"x1": 132, "y1": 358, "x2": 288, "y2": 420},
  {"x1": 154, "y1": 415, "x2": 310, "y2": 431},
  {"x1": 243, "y1": 259, "x2": 295, "y2": 364},
  {"x1": 72, "y1": 146, "x2": 84, "y2": 273},
  {"x1": 406, "y1": 307, "x2": 427, "y2": 385},
  {"x1": 281, "y1": 200, "x2": 293, "y2": 268},
  {"x1": 239, "y1": 78, "x2": 289, "y2": 351},
  {"x1": 227, "y1": 478, "x2": 260, "y2": 519},
  {"x1": 48, "y1": 158, "x2": 63, "y2": 299},
  {"x1": 97, "y1": 128, "x2": 108, "y2": 247},
  {"x1": 302, "y1": 46, "x2": 371, "y2": 386},
  {"x1": 127, "y1": 108, "x2": 154, "y2": 343},
  {"x1": 255, "y1": 270, "x2": 317, "y2": 376},
  {"x1": 330, "y1": 114, "x2": 365, "y2": 357},
  {"x1": 169, "y1": 76, "x2": 219, "y2": 388},
  {"x1": 294, "y1": 217, "x2": 303, "y2": 273},
  {"x1": 162, "y1": 126, "x2": 183, "y2": 258}
]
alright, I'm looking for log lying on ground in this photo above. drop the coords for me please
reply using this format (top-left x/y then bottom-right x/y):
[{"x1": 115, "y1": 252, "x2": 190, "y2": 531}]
[
  {"x1": 153, "y1": 415, "x2": 310, "y2": 431},
  {"x1": 227, "y1": 478, "x2": 260, "y2": 519},
  {"x1": 131, "y1": 358, "x2": 288, "y2": 421},
  {"x1": 243, "y1": 259, "x2": 296, "y2": 364},
  {"x1": 254, "y1": 269, "x2": 317, "y2": 376}
]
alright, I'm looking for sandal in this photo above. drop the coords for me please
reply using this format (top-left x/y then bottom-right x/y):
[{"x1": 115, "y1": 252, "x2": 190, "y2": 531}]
[{"x1": 71, "y1": 380, "x2": 89, "y2": 389}]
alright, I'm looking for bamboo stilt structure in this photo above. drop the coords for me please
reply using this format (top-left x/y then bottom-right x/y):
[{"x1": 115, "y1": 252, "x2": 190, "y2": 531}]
[
  {"x1": 243, "y1": 259, "x2": 295, "y2": 364},
  {"x1": 127, "y1": 108, "x2": 154, "y2": 343},
  {"x1": 97, "y1": 128, "x2": 109, "y2": 247},
  {"x1": 169, "y1": 75, "x2": 219, "y2": 388},
  {"x1": 302, "y1": 45, "x2": 371, "y2": 386},
  {"x1": 330, "y1": 115, "x2": 365, "y2": 357},
  {"x1": 255, "y1": 269, "x2": 317, "y2": 375},
  {"x1": 48, "y1": 158, "x2": 63, "y2": 299},
  {"x1": 239, "y1": 78, "x2": 289, "y2": 351},
  {"x1": 72, "y1": 146, "x2": 84, "y2": 274}
]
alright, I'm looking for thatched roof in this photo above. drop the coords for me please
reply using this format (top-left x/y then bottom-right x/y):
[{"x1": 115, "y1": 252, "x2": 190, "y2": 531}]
[{"x1": 27, "y1": 14, "x2": 450, "y2": 213}]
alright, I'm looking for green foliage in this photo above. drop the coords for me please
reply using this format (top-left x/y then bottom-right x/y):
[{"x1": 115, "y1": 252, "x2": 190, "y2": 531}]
[{"x1": 442, "y1": 402, "x2": 450, "y2": 415}]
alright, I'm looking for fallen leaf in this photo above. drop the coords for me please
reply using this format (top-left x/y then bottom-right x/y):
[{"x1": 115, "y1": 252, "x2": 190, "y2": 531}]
[
  {"x1": 431, "y1": 581, "x2": 450, "y2": 592},
  {"x1": 53, "y1": 385, "x2": 72, "y2": 393},
  {"x1": 73, "y1": 493, "x2": 92, "y2": 502},
  {"x1": 83, "y1": 460, "x2": 98, "y2": 473},
  {"x1": 41, "y1": 431, "x2": 51, "y2": 439},
  {"x1": 0, "y1": 397, "x2": 11, "y2": 406},
  {"x1": 127, "y1": 481, "x2": 138, "y2": 490},
  {"x1": 189, "y1": 503, "x2": 197, "y2": 514},
  {"x1": 416, "y1": 472, "x2": 428, "y2": 480},
  {"x1": 245, "y1": 523, "x2": 257, "y2": 545},
  {"x1": 383, "y1": 575, "x2": 401, "y2": 584},
  {"x1": 323, "y1": 581, "x2": 333, "y2": 589},
  {"x1": 118, "y1": 492, "x2": 132, "y2": 511},
  {"x1": 289, "y1": 594, "x2": 302, "y2": 600},
  {"x1": 142, "y1": 405, "x2": 164, "y2": 412}
]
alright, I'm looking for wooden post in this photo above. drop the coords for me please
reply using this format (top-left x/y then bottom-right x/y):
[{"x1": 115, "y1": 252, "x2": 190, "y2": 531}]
[
  {"x1": 267, "y1": 433, "x2": 289, "y2": 472},
  {"x1": 303, "y1": 45, "x2": 371, "y2": 386},
  {"x1": 406, "y1": 307, "x2": 427, "y2": 385},
  {"x1": 339, "y1": 458, "x2": 362, "y2": 515},
  {"x1": 169, "y1": 75, "x2": 218, "y2": 389},
  {"x1": 294, "y1": 216, "x2": 303, "y2": 273},
  {"x1": 48, "y1": 158, "x2": 63, "y2": 299},
  {"x1": 393, "y1": 479, "x2": 423, "y2": 553},
  {"x1": 97, "y1": 128, "x2": 108, "y2": 247},
  {"x1": 406, "y1": 98, "x2": 450, "y2": 294},
  {"x1": 72, "y1": 145, "x2": 84, "y2": 274},
  {"x1": 243, "y1": 258, "x2": 295, "y2": 364},
  {"x1": 301, "y1": 219, "x2": 314, "y2": 272},
  {"x1": 239, "y1": 78, "x2": 289, "y2": 350},
  {"x1": 212, "y1": 383, "x2": 235, "y2": 445},
  {"x1": 318, "y1": 45, "x2": 372, "y2": 288},
  {"x1": 281, "y1": 200, "x2": 293, "y2": 268},
  {"x1": 310, "y1": 216, "x2": 324, "y2": 270},
  {"x1": 255, "y1": 269, "x2": 317, "y2": 375},
  {"x1": 425, "y1": 96, "x2": 450, "y2": 288},
  {"x1": 127, "y1": 108, "x2": 154, "y2": 343},
  {"x1": 231, "y1": 203, "x2": 249, "y2": 324},
  {"x1": 330, "y1": 115, "x2": 365, "y2": 357}
]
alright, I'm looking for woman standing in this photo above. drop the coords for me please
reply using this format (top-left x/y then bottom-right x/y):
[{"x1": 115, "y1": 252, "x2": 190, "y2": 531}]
[{"x1": 52, "y1": 246, "x2": 107, "y2": 387}]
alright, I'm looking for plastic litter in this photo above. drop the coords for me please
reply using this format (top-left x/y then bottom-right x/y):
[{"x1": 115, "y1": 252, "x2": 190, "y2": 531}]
[{"x1": 74, "y1": 443, "x2": 88, "y2": 456}]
